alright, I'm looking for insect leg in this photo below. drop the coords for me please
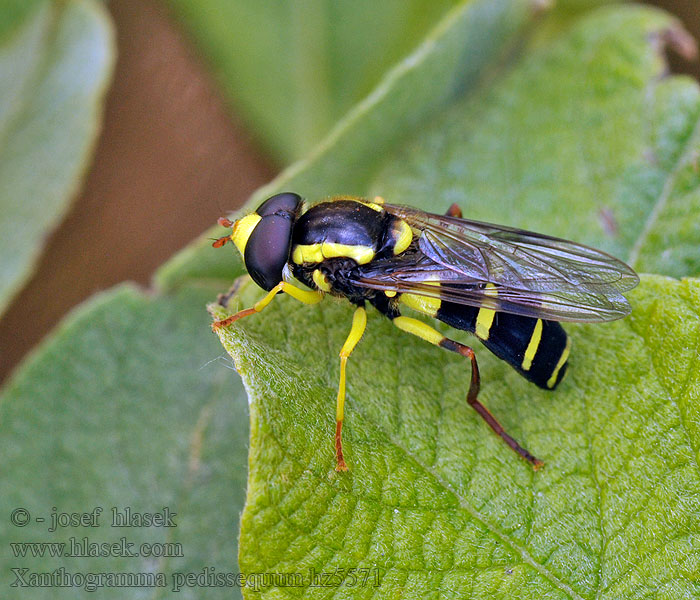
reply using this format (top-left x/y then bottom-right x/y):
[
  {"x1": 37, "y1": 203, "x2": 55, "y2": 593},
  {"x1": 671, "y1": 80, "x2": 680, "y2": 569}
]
[
  {"x1": 335, "y1": 305, "x2": 367, "y2": 471},
  {"x1": 392, "y1": 315, "x2": 543, "y2": 469},
  {"x1": 211, "y1": 282, "x2": 323, "y2": 330},
  {"x1": 217, "y1": 276, "x2": 249, "y2": 308},
  {"x1": 445, "y1": 203, "x2": 463, "y2": 218}
]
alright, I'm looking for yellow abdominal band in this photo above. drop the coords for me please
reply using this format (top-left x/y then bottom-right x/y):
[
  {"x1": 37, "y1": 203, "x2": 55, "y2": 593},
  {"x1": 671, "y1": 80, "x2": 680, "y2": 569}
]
[{"x1": 475, "y1": 284, "x2": 498, "y2": 340}]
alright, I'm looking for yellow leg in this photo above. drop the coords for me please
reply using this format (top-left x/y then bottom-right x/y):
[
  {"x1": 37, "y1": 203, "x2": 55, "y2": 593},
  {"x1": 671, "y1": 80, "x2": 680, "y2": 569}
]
[
  {"x1": 212, "y1": 281, "x2": 323, "y2": 330},
  {"x1": 393, "y1": 316, "x2": 443, "y2": 346},
  {"x1": 335, "y1": 306, "x2": 367, "y2": 471},
  {"x1": 393, "y1": 316, "x2": 543, "y2": 469}
]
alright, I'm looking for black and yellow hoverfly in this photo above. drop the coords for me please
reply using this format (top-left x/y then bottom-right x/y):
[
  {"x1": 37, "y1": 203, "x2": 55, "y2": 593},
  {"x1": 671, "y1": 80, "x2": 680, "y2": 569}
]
[{"x1": 212, "y1": 192, "x2": 638, "y2": 471}]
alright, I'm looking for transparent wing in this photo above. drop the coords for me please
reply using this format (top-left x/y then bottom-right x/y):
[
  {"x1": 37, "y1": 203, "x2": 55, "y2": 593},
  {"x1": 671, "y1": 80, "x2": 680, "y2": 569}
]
[{"x1": 351, "y1": 204, "x2": 639, "y2": 322}]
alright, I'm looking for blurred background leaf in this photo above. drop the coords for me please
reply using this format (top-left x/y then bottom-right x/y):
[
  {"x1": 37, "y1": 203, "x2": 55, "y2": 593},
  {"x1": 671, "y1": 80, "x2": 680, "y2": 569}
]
[
  {"x1": 0, "y1": 0, "x2": 114, "y2": 316},
  {"x1": 0, "y1": 285, "x2": 249, "y2": 599},
  {"x1": 167, "y1": 0, "x2": 461, "y2": 163}
]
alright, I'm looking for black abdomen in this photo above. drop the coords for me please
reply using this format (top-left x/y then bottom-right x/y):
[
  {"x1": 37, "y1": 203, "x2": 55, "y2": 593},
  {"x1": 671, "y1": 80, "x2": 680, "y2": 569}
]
[{"x1": 435, "y1": 301, "x2": 570, "y2": 389}]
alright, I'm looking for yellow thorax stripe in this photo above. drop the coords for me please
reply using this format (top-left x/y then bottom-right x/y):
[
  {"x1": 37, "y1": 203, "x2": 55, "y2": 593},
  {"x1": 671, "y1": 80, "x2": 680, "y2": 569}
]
[
  {"x1": 328, "y1": 195, "x2": 384, "y2": 212},
  {"x1": 361, "y1": 201, "x2": 384, "y2": 212},
  {"x1": 392, "y1": 219, "x2": 413, "y2": 255},
  {"x1": 351, "y1": 196, "x2": 384, "y2": 211},
  {"x1": 312, "y1": 269, "x2": 331, "y2": 292},
  {"x1": 231, "y1": 213, "x2": 262, "y2": 256},
  {"x1": 292, "y1": 242, "x2": 375, "y2": 265}
]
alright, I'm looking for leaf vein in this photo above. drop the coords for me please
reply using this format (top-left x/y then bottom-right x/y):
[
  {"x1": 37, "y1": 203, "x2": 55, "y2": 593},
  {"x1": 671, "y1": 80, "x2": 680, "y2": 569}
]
[
  {"x1": 348, "y1": 395, "x2": 586, "y2": 600},
  {"x1": 628, "y1": 111, "x2": 700, "y2": 267}
]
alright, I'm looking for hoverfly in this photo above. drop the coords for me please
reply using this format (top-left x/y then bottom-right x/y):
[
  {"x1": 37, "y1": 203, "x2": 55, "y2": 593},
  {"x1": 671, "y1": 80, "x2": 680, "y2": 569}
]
[{"x1": 212, "y1": 192, "x2": 638, "y2": 471}]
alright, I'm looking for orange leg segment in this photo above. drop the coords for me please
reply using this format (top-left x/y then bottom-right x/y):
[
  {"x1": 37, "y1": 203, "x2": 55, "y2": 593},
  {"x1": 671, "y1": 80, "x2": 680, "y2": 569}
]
[
  {"x1": 211, "y1": 281, "x2": 323, "y2": 331},
  {"x1": 393, "y1": 316, "x2": 543, "y2": 469}
]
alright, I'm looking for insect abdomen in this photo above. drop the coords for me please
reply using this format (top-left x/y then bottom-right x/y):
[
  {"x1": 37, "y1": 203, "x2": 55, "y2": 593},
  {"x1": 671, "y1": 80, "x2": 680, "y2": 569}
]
[
  {"x1": 441, "y1": 301, "x2": 570, "y2": 389},
  {"x1": 400, "y1": 292, "x2": 570, "y2": 389}
]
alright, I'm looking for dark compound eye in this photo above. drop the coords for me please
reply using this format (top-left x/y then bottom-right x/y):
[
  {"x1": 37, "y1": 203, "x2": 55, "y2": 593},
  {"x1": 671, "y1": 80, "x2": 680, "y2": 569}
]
[
  {"x1": 256, "y1": 192, "x2": 302, "y2": 218},
  {"x1": 244, "y1": 193, "x2": 302, "y2": 291}
]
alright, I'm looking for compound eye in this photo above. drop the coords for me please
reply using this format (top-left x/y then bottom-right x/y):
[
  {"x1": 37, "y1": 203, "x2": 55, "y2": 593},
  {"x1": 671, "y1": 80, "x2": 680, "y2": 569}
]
[
  {"x1": 244, "y1": 213, "x2": 295, "y2": 291},
  {"x1": 256, "y1": 192, "x2": 302, "y2": 217}
]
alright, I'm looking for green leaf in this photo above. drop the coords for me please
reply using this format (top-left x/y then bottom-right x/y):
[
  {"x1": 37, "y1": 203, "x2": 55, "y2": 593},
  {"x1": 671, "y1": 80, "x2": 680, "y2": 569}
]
[
  {"x1": 0, "y1": 285, "x2": 248, "y2": 599},
  {"x1": 0, "y1": 0, "x2": 45, "y2": 42},
  {"x1": 167, "y1": 0, "x2": 462, "y2": 163},
  {"x1": 215, "y1": 275, "x2": 700, "y2": 598},
  {"x1": 0, "y1": 0, "x2": 115, "y2": 316},
  {"x1": 208, "y1": 5, "x2": 700, "y2": 598}
]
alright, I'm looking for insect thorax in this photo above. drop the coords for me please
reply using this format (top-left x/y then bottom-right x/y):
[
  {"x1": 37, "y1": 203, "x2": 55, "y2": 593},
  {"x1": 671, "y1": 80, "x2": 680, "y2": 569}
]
[{"x1": 289, "y1": 199, "x2": 410, "y2": 315}]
